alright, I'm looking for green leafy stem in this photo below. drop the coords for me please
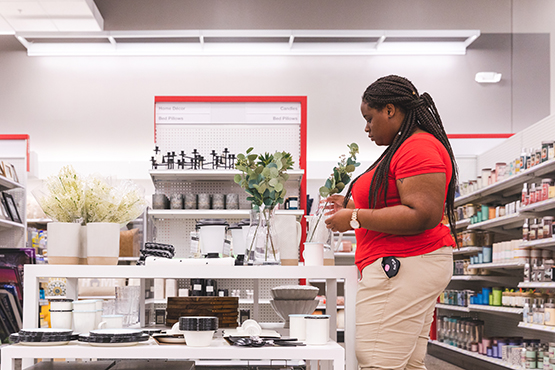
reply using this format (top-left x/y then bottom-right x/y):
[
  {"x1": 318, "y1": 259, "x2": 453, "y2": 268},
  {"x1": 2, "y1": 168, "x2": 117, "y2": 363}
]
[{"x1": 308, "y1": 143, "x2": 360, "y2": 242}]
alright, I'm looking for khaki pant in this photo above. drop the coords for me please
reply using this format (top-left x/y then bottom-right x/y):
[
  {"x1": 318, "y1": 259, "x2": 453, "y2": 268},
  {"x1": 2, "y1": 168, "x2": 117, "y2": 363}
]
[{"x1": 356, "y1": 246, "x2": 453, "y2": 370}]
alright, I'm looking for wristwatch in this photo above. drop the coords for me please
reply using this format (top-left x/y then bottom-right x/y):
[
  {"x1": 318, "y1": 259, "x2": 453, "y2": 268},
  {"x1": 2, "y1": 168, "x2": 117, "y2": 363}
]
[{"x1": 350, "y1": 208, "x2": 361, "y2": 229}]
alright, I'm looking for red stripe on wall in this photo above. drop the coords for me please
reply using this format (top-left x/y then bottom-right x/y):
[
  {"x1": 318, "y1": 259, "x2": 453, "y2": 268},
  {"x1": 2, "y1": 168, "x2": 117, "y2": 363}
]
[{"x1": 0, "y1": 134, "x2": 30, "y2": 171}]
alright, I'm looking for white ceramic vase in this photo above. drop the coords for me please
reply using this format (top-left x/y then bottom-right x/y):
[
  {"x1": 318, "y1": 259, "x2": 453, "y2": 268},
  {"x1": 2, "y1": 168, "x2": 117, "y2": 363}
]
[
  {"x1": 46, "y1": 222, "x2": 81, "y2": 265},
  {"x1": 86, "y1": 222, "x2": 120, "y2": 265}
]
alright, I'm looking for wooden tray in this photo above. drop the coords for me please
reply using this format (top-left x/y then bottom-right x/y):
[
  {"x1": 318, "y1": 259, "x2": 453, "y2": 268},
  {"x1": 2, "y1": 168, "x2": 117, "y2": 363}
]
[{"x1": 166, "y1": 297, "x2": 239, "y2": 328}]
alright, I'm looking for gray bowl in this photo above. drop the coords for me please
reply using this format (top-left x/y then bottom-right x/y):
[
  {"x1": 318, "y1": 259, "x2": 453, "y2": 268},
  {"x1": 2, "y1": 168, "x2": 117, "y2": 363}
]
[
  {"x1": 269, "y1": 299, "x2": 319, "y2": 328},
  {"x1": 270, "y1": 285, "x2": 319, "y2": 300}
]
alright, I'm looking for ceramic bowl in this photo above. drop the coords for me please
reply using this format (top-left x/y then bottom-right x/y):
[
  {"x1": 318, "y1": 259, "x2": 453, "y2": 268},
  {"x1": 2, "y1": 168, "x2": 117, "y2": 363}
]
[
  {"x1": 270, "y1": 285, "x2": 319, "y2": 300},
  {"x1": 49, "y1": 298, "x2": 73, "y2": 311},
  {"x1": 270, "y1": 299, "x2": 319, "y2": 328},
  {"x1": 72, "y1": 299, "x2": 99, "y2": 311},
  {"x1": 183, "y1": 330, "x2": 215, "y2": 347}
]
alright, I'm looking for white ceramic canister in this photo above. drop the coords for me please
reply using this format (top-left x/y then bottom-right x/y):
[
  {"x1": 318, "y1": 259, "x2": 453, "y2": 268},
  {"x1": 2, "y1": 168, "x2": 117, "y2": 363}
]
[
  {"x1": 289, "y1": 314, "x2": 307, "y2": 341},
  {"x1": 305, "y1": 315, "x2": 330, "y2": 345}
]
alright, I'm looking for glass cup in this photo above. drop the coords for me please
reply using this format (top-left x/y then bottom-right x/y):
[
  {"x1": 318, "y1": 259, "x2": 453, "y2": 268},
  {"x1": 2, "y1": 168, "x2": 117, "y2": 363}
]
[{"x1": 115, "y1": 286, "x2": 141, "y2": 327}]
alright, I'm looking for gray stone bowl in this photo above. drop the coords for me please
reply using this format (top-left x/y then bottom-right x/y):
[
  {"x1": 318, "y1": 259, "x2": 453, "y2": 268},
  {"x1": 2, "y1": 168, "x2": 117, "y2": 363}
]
[
  {"x1": 269, "y1": 299, "x2": 320, "y2": 328},
  {"x1": 270, "y1": 285, "x2": 319, "y2": 300}
]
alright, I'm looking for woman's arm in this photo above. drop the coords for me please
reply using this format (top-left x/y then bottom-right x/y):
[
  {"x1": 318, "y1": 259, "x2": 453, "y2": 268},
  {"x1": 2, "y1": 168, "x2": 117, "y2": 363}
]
[{"x1": 324, "y1": 172, "x2": 446, "y2": 234}]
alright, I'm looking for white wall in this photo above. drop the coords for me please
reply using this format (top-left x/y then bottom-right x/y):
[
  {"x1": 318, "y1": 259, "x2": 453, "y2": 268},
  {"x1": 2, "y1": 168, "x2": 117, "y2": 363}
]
[{"x1": 0, "y1": 0, "x2": 552, "y2": 204}]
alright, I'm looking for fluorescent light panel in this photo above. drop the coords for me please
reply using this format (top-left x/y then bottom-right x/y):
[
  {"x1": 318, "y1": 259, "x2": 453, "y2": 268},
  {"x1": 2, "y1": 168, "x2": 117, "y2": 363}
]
[{"x1": 15, "y1": 29, "x2": 481, "y2": 56}]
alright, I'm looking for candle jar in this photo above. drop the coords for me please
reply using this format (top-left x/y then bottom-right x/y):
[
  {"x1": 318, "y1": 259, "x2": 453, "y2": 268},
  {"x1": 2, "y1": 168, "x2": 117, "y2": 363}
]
[
  {"x1": 543, "y1": 216, "x2": 554, "y2": 239},
  {"x1": 542, "y1": 179, "x2": 553, "y2": 201},
  {"x1": 170, "y1": 193, "x2": 184, "y2": 209}
]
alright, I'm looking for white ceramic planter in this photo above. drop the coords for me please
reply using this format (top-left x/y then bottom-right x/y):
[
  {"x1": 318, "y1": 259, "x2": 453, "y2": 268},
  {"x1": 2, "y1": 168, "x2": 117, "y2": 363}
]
[
  {"x1": 86, "y1": 222, "x2": 120, "y2": 265},
  {"x1": 46, "y1": 222, "x2": 81, "y2": 265}
]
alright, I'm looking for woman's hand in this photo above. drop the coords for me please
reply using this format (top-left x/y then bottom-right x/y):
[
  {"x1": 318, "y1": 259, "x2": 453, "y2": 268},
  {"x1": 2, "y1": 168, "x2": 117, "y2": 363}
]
[
  {"x1": 324, "y1": 208, "x2": 353, "y2": 233},
  {"x1": 323, "y1": 195, "x2": 354, "y2": 215}
]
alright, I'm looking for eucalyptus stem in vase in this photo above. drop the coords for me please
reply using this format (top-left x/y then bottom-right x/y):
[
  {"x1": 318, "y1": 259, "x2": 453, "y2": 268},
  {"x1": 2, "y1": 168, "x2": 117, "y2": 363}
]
[
  {"x1": 308, "y1": 143, "x2": 360, "y2": 242},
  {"x1": 234, "y1": 148, "x2": 294, "y2": 263}
]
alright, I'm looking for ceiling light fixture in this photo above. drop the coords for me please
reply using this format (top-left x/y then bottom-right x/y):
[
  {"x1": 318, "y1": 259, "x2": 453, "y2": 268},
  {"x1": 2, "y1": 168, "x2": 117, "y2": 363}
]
[{"x1": 14, "y1": 29, "x2": 481, "y2": 57}]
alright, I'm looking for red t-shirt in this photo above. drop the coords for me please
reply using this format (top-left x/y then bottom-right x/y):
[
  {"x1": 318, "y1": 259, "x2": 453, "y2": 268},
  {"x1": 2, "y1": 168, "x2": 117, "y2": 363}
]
[{"x1": 352, "y1": 132, "x2": 456, "y2": 272}]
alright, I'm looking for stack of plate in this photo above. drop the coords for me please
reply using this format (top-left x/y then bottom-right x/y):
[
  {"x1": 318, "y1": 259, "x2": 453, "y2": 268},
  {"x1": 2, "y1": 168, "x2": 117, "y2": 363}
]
[
  {"x1": 269, "y1": 285, "x2": 320, "y2": 328},
  {"x1": 78, "y1": 329, "x2": 149, "y2": 347},
  {"x1": 10, "y1": 328, "x2": 78, "y2": 346},
  {"x1": 179, "y1": 316, "x2": 218, "y2": 331},
  {"x1": 178, "y1": 316, "x2": 218, "y2": 347}
]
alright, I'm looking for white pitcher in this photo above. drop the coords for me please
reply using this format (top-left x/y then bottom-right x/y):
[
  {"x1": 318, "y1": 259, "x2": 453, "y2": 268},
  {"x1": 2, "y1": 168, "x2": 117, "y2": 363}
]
[{"x1": 274, "y1": 214, "x2": 302, "y2": 265}]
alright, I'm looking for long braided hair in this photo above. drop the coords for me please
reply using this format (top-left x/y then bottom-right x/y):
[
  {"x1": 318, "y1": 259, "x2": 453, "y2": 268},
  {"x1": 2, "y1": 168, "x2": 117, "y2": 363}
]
[{"x1": 344, "y1": 75, "x2": 459, "y2": 242}]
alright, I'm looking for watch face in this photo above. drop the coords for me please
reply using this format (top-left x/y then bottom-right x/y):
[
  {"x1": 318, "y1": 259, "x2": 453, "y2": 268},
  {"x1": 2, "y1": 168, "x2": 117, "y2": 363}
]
[{"x1": 350, "y1": 220, "x2": 360, "y2": 229}]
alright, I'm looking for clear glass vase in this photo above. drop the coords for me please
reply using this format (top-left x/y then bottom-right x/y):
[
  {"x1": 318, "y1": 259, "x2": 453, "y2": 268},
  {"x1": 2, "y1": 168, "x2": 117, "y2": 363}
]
[
  {"x1": 245, "y1": 205, "x2": 280, "y2": 265},
  {"x1": 305, "y1": 202, "x2": 342, "y2": 264}
]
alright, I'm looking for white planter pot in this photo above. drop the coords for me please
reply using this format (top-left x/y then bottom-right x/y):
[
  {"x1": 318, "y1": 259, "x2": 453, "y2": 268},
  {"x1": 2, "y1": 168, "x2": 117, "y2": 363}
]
[
  {"x1": 46, "y1": 222, "x2": 81, "y2": 265},
  {"x1": 86, "y1": 222, "x2": 120, "y2": 265}
]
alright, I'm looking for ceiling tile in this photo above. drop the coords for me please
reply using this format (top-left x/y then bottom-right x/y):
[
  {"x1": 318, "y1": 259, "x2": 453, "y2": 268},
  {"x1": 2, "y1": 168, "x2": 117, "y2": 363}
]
[
  {"x1": 0, "y1": 2, "x2": 48, "y2": 17},
  {"x1": 52, "y1": 16, "x2": 101, "y2": 31},
  {"x1": 5, "y1": 17, "x2": 57, "y2": 31},
  {"x1": 40, "y1": 1, "x2": 92, "y2": 16}
]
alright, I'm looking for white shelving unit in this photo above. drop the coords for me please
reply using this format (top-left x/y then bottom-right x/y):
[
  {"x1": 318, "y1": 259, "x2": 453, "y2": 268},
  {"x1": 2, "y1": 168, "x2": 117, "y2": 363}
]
[
  {"x1": 429, "y1": 340, "x2": 521, "y2": 370},
  {"x1": 20, "y1": 264, "x2": 357, "y2": 370},
  {"x1": 454, "y1": 159, "x2": 555, "y2": 208},
  {"x1": 0, "y1": 175, "x2": 23, "y2": 191},
  {"x1": 466, "y1": 261, "x2": 525, "y2": 270},
  {"x1": 453, "y1": 246, "x2": 482, "y2": 255},
  {"x1": 436, "y1": 303, "x2": 522, "y2": 315},
  {"x1": 435, "y1": 303, "x2": 470, "y2": 312},
  {"x1": 518, "y1": 281, "x2": 555, "y2": 289},
  {"x1": 455, "y1": 219, "x2": 471, "y2": 230},
  {"x1": 520, "y1": 237, "x2": 555, "y2": 249},
  {"x1": 149, "y1": 208, "x2": 305, "y2": 220},
  {"x1": 451, "y1": 275, "x2": 517, "y2": 284},
  {"x1": 150, "y1": 169, "x2": 305, "y2": 182},
  {"x1": 0, "y1": 218, "x2": 25, "y2": 229},
  {"x1": 468, "y1": 304, "x2": 523, "y2": 315},
  {"x1": 519, "y1": 197, "x2": 555, "y2": 213},
  {"x1": 517, "y1": 322, "x2": 555, "y2": 333},
  {"x1": 466, "y1": 213, "x2": 527, "y2": 231},
  {"x1": 1, "y1": 339, "x2": 345, "y2": 370}
]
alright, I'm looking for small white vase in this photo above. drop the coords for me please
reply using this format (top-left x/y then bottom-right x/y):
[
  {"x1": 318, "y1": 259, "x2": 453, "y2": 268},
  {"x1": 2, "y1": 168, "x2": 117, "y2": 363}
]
[
  {"x1": 47, "y1": 222, "x2": 81, "y2": 265},
  {"x1": 86, "y1": 222, "x2": 120, "y2": 265}
]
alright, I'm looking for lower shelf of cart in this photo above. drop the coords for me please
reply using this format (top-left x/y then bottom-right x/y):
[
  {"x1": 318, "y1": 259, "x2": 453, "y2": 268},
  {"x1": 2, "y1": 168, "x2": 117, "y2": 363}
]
[
  {"x1": 429, "y1": 340, "x2": 521, "y2": 369},
  {"x1": 3, "y1": 338, "x2": 344, "y2": 360}
]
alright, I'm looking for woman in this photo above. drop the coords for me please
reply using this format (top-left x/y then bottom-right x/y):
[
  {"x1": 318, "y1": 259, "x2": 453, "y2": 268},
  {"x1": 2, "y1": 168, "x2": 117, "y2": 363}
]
[{"x1": 324, "y1": 75, "x2": 457, "y2": 370}]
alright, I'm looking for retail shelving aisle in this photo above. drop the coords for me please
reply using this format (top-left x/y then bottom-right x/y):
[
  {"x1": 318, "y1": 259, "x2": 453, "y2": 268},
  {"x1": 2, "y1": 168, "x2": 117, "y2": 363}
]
[{"x1": 14, "y1": 264, "x2": 357, "y2": 370}]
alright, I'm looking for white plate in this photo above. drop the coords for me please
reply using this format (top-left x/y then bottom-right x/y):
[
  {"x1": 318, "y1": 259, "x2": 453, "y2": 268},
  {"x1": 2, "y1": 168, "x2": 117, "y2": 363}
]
[
  {"x1": 19, "y1": 341, "x2": 70, "y2": 346},
  {"x1": 88, "y1": 341, "x2": 141, "y2": 347},
  {"x1": 153, "y1": 335, "x2": 186, "y2": 344},
  {"x1": 20, "y1": 328, "x2": 73, "y2": 334},
  {"x1": 89, "y1": 329, "x2": 143, "y2": 336},
  {"x1": 223, "y1": 329, "x2": 280, "y2": 338}
]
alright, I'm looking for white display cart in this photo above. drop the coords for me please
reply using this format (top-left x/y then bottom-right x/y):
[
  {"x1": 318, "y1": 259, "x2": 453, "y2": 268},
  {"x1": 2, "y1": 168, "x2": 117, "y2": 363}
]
[{"x1": 4, "y1": 264, "x2": 357, "y2": 370}]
